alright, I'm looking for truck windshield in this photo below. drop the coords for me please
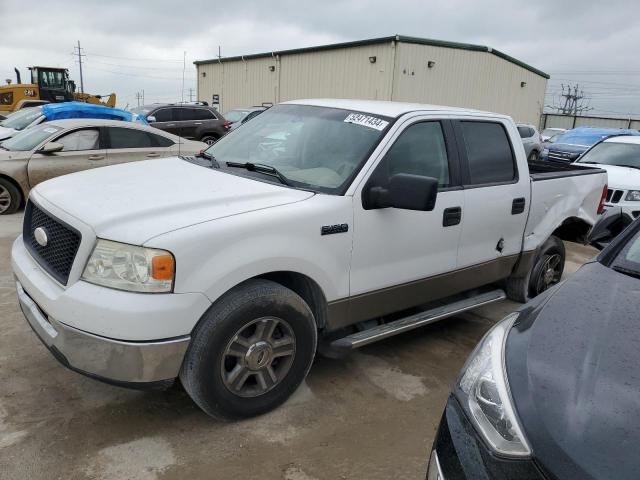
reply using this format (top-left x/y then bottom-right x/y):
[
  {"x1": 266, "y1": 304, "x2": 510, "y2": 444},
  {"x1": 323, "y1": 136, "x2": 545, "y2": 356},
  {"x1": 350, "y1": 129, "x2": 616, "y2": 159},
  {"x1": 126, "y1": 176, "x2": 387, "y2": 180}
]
[
  {"x1": 0, "y1": 107, "x2": 43, "y2": 130},
  {"x1": 204, "y1": 104, "x2": 391, "y2": 193},
  {"x1": 0, "y1": 124, "x2": 61, "y2": 151},
  {"x1": 578, "y1": 142, "x2": 640, "y2": 169}
]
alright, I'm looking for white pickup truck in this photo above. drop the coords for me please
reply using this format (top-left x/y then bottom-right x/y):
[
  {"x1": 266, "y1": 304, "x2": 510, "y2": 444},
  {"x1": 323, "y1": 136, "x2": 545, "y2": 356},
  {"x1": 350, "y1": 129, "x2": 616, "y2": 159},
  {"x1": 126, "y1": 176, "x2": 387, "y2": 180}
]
[{"x1": 12, "y1": 99, "x2": 607, "y2": 419}]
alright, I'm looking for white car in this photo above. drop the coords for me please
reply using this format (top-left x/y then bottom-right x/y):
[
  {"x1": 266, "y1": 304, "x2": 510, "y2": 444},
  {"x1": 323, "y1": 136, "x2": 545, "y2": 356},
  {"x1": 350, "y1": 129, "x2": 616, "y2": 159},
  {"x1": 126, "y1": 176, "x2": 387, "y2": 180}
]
[
  {"x1": 574, "y1": 135, "x2": 640, "y2": 219},
  {"x1": 11, "y1": 99, "x2": 607, "y2": 419}
]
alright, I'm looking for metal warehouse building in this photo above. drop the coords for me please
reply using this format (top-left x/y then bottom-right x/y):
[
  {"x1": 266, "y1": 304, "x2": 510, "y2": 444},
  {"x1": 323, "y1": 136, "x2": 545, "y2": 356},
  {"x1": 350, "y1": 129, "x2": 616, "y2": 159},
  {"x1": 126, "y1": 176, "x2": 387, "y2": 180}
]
[{"x1": 195, "y1": 35, "x2": 549, "y2": 125}]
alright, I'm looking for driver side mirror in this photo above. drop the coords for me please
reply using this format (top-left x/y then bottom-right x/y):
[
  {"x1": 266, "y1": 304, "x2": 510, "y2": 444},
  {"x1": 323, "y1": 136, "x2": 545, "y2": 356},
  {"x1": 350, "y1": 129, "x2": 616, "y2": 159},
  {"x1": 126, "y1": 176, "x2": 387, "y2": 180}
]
[
  {"x1": 147, "y1": 115, "x2": 157, "y2": 123},
  {"x1": 39, "y1": 142, "x2": 64, "y2": 154},
  {"x1": 364, "y1": 173, "x2": 438, "y2": 211}
]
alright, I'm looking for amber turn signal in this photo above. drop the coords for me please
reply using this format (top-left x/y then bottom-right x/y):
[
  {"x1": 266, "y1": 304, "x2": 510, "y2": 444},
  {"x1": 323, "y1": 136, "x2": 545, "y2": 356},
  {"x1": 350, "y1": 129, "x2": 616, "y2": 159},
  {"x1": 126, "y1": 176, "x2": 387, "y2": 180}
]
[{"x1": 152, "y1": 255, "x2": 175, "y2": 281}]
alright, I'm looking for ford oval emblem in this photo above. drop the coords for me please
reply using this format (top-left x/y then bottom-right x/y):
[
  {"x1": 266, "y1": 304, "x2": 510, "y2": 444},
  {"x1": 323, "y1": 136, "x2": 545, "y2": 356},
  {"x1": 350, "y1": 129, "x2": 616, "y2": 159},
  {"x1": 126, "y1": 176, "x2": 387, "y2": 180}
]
[{"x1": 34, "y1": 227, "x2": 48, "y2": 247}]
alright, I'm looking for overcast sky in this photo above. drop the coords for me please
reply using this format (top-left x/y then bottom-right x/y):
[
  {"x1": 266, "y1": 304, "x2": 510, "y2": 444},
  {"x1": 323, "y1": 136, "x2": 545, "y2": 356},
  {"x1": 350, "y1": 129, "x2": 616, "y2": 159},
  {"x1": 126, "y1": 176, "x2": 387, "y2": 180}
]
[{"x1": 2, "y1": 0, "x2": 639, "y2": 117}]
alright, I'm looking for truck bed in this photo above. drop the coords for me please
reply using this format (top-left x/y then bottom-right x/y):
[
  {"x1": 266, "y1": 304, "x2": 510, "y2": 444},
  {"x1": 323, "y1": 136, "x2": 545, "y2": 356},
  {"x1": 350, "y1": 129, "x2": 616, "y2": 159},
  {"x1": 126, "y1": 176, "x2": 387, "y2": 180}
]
[{"x1": 528, "y1": 159, "x2": 606, "y2": 181}]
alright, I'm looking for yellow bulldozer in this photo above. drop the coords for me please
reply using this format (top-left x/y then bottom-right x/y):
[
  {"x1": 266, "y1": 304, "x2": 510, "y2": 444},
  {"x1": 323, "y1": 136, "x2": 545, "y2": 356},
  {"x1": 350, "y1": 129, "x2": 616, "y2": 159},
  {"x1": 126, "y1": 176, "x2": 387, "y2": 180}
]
[{"x1": 0, "y1": 66, "x2": 116, "y2": 116}]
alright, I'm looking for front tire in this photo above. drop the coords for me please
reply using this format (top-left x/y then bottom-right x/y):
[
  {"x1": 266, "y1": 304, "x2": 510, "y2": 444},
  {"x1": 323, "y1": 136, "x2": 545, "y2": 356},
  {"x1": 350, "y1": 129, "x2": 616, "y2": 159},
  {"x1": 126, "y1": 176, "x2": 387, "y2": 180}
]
[
  {"x1": 180, "y1": 279, "x2": 317, "y2": 420},
  {"x1": 528, "y1": 150, "x2": 539, "y2": 161},
  {"x1": 0, "y1": 178, "x2": 22, "y2": 215},
  {"x1": 506, "y1": 235, "x2": 565, "y2": 302}
]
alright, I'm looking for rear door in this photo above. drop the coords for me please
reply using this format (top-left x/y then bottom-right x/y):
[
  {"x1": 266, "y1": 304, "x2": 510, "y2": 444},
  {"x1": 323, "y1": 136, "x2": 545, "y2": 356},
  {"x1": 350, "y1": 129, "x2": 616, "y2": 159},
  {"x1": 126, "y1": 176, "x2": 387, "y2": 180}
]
[
  {"x1": 104, "y1": 126, "x2": 172, "y2": 165},
  {"x1": 149, "y1": 107, "x2": 179, "y2": 136},
  {"x1": 454, "y1": 119, "x2": 530, "y2": 269},
  {"x1": 27, "y1": 127, "x2": 106, "y2": 187}
]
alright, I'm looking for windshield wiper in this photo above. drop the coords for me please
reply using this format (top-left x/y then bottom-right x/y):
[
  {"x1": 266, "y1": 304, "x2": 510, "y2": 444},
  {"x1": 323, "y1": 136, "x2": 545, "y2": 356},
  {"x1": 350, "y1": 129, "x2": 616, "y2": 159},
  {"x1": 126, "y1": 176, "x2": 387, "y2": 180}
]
[
  {"x1": 225, "y1": 161, "x2": 291, "y2": 186},
  {"x1": 196, "y1": 150, "x2": 219, "y2": 168},
  {"x1": 612, "y1": 265, "x2": 640, "y2": 280}
]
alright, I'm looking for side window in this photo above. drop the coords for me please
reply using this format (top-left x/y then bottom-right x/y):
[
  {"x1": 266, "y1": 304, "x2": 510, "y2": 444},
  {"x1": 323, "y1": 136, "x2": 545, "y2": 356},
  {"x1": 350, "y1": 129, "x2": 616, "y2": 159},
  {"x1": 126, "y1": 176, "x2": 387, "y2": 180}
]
[
  {"x1": 150, "y1": 133, "x2": 174, "y2": 147},
  {"x1": 55, "y1": 129, "x2": 100, "y2": 151},
  {"x1": 517, "y1": 126, "x2": 529, "y2": 138},
  {"x1": 107, "y1": 127, "x2": 153, "y2": 149},
  {"x1": 460, "y1": 121, "x2": 516, "y2": 185},
  {"x1": 153, "y1": 108, "x2": 173, "y2": 122},
  {"x1": 176, "y1": 108, "x2": 196, "y2": 121},
  {"x1": 378, "y1": 122, "x2": 450, "y2": 187},
  {"x1": 191, "y1": 108, "x2": 215, "y2": 120}
]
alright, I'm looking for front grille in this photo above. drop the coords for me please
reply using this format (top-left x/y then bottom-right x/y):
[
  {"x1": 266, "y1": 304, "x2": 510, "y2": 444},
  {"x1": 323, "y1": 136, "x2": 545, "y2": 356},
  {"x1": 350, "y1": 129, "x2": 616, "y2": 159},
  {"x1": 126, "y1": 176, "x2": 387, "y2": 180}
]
[
  {"x1": 547, "y1": 151, "x2": 571, "y2": 162},
  {"x1": 23, "y1": 201, "x2": 82, "y2": 285},
  {"x1": 606, "y1": 189, "x2": 625, "y2": 204}
]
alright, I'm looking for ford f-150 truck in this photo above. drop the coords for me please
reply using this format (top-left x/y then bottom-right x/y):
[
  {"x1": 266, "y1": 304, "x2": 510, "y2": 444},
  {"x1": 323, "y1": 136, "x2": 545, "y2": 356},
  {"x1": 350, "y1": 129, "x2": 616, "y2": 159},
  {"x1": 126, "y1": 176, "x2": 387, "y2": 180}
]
[{"x1": 12, "y1": 99, "x2": 608, "y2": 419}]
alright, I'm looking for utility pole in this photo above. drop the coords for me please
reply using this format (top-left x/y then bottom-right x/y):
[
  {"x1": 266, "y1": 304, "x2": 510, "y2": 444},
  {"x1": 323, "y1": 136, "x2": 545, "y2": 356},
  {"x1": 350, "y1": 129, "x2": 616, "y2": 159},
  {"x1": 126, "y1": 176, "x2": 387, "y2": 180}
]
[
  {"x1": 188, "y1": 88, "x2": 195, "y2": 102},
  {"x1": 74, "y1": 40, "x2": 85, "y2": 94},
  {"x1": 550, "y1": 84, "x2": 593, "y2": 116},
  {"x1": 135, "y1": 91, "x2": 143, "y2": 107}
]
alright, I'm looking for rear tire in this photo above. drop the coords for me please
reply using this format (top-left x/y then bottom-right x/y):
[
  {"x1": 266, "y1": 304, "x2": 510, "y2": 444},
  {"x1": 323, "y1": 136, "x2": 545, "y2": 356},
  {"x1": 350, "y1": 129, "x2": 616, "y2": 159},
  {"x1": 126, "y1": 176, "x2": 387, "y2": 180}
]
[
  {"x1": 201, "y1": 135, "x2": 219, "y2": 146},
  {"x1": 0, "y1": 178, "x2": 22, "y2": 215},
  {"x1": 506, "y1": 235, "x2": 565, "y2": 303},
  {"x1": 180, "y1": 279, "x2": 317, "y2": 420}
]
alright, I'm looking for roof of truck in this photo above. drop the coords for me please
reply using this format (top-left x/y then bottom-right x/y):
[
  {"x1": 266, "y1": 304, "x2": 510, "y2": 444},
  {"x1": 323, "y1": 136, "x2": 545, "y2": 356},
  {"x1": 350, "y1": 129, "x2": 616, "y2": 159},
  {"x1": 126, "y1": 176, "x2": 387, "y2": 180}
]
[
  {"x1": 603, "y1": 135, "x2": 640, "y2": 144},
  {"x1": 284, "y1": 98, "x2": 507, "y2": 120}
]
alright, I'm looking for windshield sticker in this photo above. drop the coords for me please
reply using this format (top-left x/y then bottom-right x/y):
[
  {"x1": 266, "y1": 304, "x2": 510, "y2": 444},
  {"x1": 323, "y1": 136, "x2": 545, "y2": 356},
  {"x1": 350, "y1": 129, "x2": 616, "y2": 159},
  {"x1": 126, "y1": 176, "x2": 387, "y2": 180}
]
[
  {"x1": 43, "y1": 128, "x2": 57, "y2": 133},
  {"x1": 344, "y1": 113, "x2": 389, "y2": 131}
]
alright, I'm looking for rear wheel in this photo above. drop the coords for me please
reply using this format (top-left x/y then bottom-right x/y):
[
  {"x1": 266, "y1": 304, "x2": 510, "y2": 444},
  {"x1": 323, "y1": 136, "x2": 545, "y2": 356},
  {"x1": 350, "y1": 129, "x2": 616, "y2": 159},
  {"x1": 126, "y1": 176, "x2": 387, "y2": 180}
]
[
  {"x1": 180, "y1": 279, "x2": 317, "y2": 419},
  {"x1": 201, "y1": 135, "x2": 219, "y2": 146},
  {"x1": 506, "y1": 235, "x2": 565, "y2": 302},
  {"x1": 0, "y1": 178, "x2": 22, "y2": 215}
]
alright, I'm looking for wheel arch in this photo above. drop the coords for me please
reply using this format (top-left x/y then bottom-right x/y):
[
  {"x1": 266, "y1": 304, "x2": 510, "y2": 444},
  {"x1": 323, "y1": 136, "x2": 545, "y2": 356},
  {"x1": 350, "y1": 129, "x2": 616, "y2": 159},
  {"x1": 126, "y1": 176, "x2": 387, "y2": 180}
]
[{"x1": 552, "y1": 216, "x2": 592, "y2": 243}]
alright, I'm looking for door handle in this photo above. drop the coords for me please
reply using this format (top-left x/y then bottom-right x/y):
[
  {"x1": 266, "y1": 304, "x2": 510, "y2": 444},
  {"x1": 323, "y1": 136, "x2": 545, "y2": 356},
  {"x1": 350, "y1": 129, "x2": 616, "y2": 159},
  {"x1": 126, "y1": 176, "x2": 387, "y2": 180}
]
[
  {"x1": 194, "y1": 122, "x2": 202, "y2": 125},
  {"x1": 167, "y1": 124, "x2": 175, "y2": 126},
  {"x1": 88, "y1": 155, "x2": 104, "y2": 161},
  {"x1": 146, "y1": 152, "x2": 160, "y2": 158},
  {"x1": 512, "y1": 198, "x2": 526, "y2": 215},
  {"x1": 443, "y1": 207, "x2": 462, "y2": 227}
]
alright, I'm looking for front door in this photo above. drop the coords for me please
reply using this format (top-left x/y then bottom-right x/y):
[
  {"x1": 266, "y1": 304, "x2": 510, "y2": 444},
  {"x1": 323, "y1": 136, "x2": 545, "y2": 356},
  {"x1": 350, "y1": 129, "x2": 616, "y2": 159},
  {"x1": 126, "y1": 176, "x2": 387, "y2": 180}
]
[
  {"x1": 27, "y1": 127, "x2": 106, "y2": 187},
  {"x1": 348, "y1": 118, "x2": 464, "y2": 324}
]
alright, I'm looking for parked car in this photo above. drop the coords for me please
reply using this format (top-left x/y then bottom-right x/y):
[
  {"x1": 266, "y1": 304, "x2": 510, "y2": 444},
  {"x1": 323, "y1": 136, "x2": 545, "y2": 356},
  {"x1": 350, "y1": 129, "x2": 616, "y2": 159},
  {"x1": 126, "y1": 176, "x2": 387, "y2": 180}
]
[
  {"x1": 427, "y1": 211, "x2": 640, "y2": 480},
  {"x1": 574, "y1": 135, "x2": 640, "y2": 220},
  {"x1": 539, "y1": 126, "x2": 640, "y2": 163},
  {"x1": 0, "y1": 102, "x2": 146, "y2": 141},
  {"x1": 540, "y1": 127, "x2": 566, "y2": 142},
  {"x1": 132, "y1": 103, "x2": 229, "y2": 145},
  {"x1": 0, "y1": 119, "x2": 205, "y2": 214},
  {"x1": 12, "y1": 99, "x2": 607, "y2": 420},
  {"x1": 224, "y1": 106, "x2": 268, "y2": 131},
  {"x1": 516, "y1": 123, "x2": 543, "y2": 160}
]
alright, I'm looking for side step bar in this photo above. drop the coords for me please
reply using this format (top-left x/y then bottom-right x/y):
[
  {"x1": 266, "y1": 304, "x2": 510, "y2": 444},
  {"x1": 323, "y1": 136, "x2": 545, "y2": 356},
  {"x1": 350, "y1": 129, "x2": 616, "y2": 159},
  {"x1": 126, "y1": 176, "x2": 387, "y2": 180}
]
[{"x1": 330, "y1": 289, "x2": 506, "y2": 350}]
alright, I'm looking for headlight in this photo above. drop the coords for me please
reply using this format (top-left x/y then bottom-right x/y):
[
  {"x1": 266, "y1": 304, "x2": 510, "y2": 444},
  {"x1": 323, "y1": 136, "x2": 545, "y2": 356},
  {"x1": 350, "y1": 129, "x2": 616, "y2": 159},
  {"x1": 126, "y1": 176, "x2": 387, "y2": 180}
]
[
  {"x1": 82, "y1": 239, "x2": 175, "y2": 293},
  {"x1": 540, "y1": 148, "x2": 549, "y2": 157},
  {"x1": 625, "y1": 190, "x2": 640, "y2": 201},
  {"x1": 456, "y1": 313, "x2": 531, "y2": 457}
]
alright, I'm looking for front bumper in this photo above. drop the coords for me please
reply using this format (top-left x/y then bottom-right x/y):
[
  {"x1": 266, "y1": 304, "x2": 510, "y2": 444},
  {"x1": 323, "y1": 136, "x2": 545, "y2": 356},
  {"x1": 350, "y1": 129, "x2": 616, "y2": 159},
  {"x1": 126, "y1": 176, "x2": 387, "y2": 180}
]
[
  {"x1": 428, "y1": 396, "x2": 545, "y2": 479},
  {"x1": 16, "y1": 281, "x2": 190, "y2": 385}
]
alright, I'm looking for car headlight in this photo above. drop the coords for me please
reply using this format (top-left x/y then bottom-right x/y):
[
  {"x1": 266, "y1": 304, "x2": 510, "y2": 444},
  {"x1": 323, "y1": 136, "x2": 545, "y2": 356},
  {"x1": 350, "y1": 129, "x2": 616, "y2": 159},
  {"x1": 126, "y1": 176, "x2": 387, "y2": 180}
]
[
  {"x1": 456, "y1": 312, "x2": 531, "y2": 457},
  {"x1": 625, "y1": 190, "x2": 640, "y2": 202},
  {"x1": 540, "y1": 148, "x2": 549, "y2": 157},
  {"x1": 82, "y1": 239, "x2": 175, "y2": 293}
]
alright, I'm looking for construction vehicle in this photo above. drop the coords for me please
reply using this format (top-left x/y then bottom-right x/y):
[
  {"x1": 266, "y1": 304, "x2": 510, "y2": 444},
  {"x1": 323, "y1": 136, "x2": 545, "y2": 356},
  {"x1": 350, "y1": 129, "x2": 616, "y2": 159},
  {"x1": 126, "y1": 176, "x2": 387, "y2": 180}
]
[{"x1": 0, "y1": 66, "x2": 116, "y2": 115}]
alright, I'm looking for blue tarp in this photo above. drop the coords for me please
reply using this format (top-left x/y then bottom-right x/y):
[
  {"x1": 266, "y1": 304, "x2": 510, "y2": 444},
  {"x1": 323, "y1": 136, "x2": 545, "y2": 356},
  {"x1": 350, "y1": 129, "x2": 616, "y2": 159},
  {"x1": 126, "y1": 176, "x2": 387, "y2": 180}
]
[{"x1": 41, "y1": 102, "x2": 148, "y2": 124}]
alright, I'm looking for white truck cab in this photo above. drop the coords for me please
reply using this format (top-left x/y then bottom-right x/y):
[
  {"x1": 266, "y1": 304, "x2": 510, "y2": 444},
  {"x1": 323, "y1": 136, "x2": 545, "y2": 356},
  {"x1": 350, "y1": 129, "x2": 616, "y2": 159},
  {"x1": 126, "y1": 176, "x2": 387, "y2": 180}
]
[{"x1": 12, "y1": 99, "x2": 608, "y2": 419}]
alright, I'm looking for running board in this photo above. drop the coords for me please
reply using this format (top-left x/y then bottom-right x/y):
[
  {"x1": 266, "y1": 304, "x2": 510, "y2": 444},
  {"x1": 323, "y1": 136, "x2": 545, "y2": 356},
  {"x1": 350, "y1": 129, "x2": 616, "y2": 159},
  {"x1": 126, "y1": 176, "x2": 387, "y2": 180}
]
[{"x1": 330, "y1": 289, "x2": 506, "y2": 350}]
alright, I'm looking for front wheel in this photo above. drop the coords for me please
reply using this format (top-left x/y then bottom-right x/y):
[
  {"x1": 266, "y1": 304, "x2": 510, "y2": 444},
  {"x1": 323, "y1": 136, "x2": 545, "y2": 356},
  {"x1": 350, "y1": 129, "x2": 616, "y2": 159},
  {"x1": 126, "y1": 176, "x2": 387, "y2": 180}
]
[
  {"x1": 528, "y1": 150, "x2": 539, "y2": 161},
  {"x1": 0, "y1": 178, "x2": 22, "y2": 215},
  {"x1": 180, "y1": 279, "x2": 317, "y2": 419},
  {"x1": 506, "y1": 235, "x2": 565, "y2": 302}
]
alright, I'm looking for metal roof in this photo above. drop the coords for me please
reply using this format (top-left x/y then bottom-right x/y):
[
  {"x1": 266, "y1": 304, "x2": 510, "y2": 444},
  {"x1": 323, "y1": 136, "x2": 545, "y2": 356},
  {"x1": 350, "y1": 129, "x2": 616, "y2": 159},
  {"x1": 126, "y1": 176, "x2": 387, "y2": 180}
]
[{"x1": 194, "y1": 34, "x2": 550, "y2": 79}]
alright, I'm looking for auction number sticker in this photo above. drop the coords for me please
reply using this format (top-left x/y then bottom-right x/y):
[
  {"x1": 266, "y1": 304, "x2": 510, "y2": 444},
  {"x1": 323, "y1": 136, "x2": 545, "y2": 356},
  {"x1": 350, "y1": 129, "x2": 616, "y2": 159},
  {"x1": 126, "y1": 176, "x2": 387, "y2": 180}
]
[{"x1": 344, "y1": 113, "x2": 389, "y2": 131}]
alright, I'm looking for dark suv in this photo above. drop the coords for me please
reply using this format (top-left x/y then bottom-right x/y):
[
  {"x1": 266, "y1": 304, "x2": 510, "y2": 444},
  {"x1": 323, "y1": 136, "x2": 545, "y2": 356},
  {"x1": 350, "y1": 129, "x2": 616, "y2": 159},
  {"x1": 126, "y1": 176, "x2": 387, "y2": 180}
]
[{"x1": 132, "y1": 103, "x2": 229, "y2": 145}]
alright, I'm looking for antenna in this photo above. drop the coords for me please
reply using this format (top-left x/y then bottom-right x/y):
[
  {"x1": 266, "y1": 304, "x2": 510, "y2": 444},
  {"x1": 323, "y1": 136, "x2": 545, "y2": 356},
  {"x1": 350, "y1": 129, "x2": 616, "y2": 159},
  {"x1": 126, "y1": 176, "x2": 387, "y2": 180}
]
[{"x1": 179, "y1": 51, "x2": 186, "y2": 156}]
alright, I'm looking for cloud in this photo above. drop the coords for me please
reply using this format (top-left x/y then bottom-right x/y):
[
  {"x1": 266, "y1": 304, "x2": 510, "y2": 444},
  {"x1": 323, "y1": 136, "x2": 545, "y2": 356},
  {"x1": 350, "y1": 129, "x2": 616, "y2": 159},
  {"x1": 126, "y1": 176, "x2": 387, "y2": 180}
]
[{"x1": 1, "y1": 0, "x2": 639, "y2": 115}]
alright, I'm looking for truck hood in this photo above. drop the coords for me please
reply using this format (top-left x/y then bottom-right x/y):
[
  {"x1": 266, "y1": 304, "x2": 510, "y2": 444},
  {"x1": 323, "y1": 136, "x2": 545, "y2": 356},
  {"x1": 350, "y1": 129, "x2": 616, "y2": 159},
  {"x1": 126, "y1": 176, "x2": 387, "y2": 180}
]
[
  {"x1": 506, "y1": 262, "x2": 640, "y2": 480},
  {"x1": 0, "y1": 126, "x2": 17, "y2": 140},
  {"x1": 33, "y1": 157, "x2": 315, "y2": 244}
]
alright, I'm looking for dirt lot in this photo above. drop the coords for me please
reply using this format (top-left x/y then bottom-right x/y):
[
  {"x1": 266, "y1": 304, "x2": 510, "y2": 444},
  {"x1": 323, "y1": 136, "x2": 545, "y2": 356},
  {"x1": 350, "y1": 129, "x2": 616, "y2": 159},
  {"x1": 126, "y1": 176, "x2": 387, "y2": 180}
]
[{"x1": 0, "y1": 213, "x2": 597, "y2": 480}]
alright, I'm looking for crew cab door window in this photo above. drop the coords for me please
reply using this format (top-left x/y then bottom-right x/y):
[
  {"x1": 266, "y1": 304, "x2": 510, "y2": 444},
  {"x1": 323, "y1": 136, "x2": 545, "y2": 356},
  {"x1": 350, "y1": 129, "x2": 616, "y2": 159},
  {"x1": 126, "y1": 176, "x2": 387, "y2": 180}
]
[{"x1": 460, "y1": 121, "x2": 516, "y2": 185}]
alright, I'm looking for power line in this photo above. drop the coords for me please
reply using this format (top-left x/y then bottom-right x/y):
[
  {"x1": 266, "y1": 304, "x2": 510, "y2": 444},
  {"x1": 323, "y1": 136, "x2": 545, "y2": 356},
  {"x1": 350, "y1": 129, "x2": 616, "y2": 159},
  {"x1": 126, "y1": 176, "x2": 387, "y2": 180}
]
[{"x1": 84, "y1": 52, "x2": 185, "y2": 62}]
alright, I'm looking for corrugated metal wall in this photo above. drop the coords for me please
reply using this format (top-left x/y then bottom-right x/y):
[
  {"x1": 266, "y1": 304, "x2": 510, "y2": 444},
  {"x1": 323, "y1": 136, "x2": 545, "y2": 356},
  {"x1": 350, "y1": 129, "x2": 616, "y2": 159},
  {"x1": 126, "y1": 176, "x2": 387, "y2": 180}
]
[
  {"x1": 392, "y1": 43, "x2": 546, "y2": 124},
  {"x1": 196, "y1": 40, "x2": 546, "y2": 124},
  {"x1": 542, "y1": 113, "x2": 640, "y2": 130}
]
